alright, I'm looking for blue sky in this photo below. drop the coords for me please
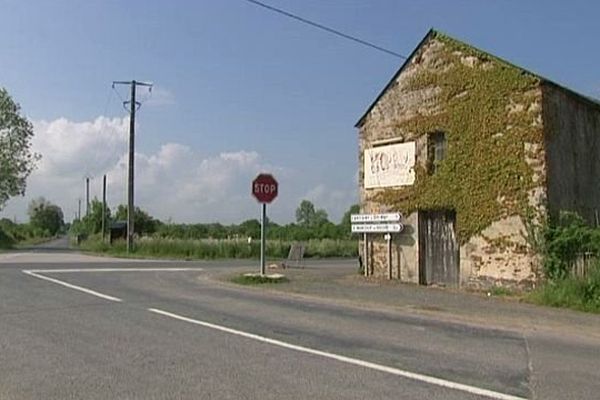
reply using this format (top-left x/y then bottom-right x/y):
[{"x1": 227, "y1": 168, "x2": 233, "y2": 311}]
[{"x1": 2, "y1": 0, "x2": 599, "y2": 224}]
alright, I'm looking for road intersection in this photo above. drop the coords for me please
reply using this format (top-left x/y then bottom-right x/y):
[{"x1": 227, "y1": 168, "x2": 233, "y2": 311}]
[{"x1": 1, "y1": 248, "x2": 599, "y2": 399}]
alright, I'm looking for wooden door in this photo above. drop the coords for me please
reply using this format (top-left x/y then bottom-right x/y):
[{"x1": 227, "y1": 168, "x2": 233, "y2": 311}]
[{"x1": 418, "y1": 210, "x2": 459, "y2": 287}]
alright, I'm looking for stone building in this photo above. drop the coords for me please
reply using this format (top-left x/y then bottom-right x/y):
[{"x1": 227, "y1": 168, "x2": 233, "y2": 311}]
[{"x1": 356, "y1": 29, "x2": 600, "y2": 289}]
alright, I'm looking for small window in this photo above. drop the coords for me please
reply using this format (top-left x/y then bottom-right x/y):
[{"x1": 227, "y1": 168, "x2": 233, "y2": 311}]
[{"x1": 428, "y1": 131, "x2": 447, "y2": 174}]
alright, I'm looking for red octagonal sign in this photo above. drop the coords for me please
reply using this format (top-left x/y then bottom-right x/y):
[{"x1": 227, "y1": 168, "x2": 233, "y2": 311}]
[{"x1": 252, "y1": 173, "x2": 278, "y2": 204}]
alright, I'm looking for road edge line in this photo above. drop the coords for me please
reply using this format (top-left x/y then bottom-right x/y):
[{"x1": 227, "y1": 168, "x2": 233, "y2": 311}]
[
  {"x1": 148, "y1": 307, "x2": 527, "y2": 400},
  {"x1": 22, "y1": 270, "x2": 122, "y2": 302}
]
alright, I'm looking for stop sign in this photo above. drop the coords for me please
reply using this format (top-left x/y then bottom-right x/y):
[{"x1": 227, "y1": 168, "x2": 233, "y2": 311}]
[{"x1": 252, "y1": 173, "x2": 278, "y2": 203}]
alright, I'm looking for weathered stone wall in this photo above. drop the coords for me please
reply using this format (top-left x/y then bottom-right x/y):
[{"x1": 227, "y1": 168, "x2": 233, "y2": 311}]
[
  {"x1": 542, "y1": 83, "x2": 600, "y2": 225},
  {"x1": 358, "y1": 39, "x2": 442, "y2": 281},
  {"x1": 461, "y1": 216, "x2": 541, "y2": 289},
  {"x1": 358, "y1": 35, "x2": 546, "y2": 287},
  {"x1": 463, "y1": 85, "x2": 546, "y2": 289}
]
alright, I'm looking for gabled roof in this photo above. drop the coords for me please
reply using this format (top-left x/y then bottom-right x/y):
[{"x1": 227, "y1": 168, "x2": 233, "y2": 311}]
[{"x1": 355, "y1": 28, "x2": 600, "y2": 128}]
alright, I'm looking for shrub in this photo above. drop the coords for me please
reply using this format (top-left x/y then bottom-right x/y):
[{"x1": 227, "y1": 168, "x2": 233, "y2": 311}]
[
  {"x1": 529, "y1": 212, "x2": 600, "y2": 312},
  {"x1": 0, "y1": 226, "x2": 15, "y2": 249},
  {"x1": 542, "y1": 212, "x2": 600, "y2": 280},
  {"x1": 529, "y1": 261, "x2": 600, "y2": 312}
]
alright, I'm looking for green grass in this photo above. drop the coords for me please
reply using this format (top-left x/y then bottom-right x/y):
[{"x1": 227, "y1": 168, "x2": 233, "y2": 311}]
[
  {"x1": 527, "y1": 266, "x2": 600, "y2": 313},
  {"x1": 230, "y1": 274, "x2": 289, "y2": 285},
  {"x1": 0, "y1": 224, "x2": 55, "y2": 249},
  {"x1": 14, "y1": 236, "x2": 56, "y2": 247},
  {"x1": 488, "y1": 286, "x2": 517, "y2": 297},
  {"x1": 78, "y1": 236, "x2": 358, "y2": 260}
]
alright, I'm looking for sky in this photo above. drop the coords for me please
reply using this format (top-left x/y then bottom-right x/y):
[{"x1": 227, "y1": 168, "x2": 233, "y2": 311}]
[{"x1": 1, "y1": 0, "x2": 599, "y2": 225}]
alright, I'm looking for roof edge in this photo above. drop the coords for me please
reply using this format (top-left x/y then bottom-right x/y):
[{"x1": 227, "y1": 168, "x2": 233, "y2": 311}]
[
  {"x1": 355, "y1": 29, "x2": 600, "y2": 128},
  {"x1": 355, "y1": 28, "x2": 436, "y2": 128}
]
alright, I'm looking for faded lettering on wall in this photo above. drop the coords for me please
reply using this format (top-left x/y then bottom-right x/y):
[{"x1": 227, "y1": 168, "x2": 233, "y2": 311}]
[{"x1": 364, "y1": 142, "x2": 415, "y2": 188}]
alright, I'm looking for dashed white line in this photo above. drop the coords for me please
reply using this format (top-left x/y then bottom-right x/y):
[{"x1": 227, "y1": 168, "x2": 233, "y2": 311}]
[
  {"x1": 148, "y1": 308, "x2": 527, "y2": 400},
  {"x1": 22, "y1": 270, "x2": 122, "y2": 302}
]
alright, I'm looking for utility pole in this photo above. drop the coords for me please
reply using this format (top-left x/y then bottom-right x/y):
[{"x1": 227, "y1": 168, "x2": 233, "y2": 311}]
[
  {"x1": 112, "y1": 80, "x2": 153, "y2": 253},
  {"x1": 85, "y1": 177, "x2": 90, "y2": 216},
  {"x1": 102, "y1": 174, "x2": 107, "y2": 241},
  {"x1": 78, "y1": 198, "x2": 81, "y2": 221}
]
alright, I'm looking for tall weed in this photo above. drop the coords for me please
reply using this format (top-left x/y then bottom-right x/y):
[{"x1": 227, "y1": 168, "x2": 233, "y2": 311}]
[{"x1": 79, "y1": 236, "x2": 358, "y2": 260}]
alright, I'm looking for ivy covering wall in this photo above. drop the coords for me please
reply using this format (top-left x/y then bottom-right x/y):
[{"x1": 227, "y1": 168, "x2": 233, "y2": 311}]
[{"x1": 377, "y1": 32, "x2": 544, "y2": 243}]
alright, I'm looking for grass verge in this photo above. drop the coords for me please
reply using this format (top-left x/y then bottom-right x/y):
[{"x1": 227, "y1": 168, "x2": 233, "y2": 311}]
[
  {"x1": 527, "y1": 267, "x2": 600, "y2": 313},
  {"x1": 488, "y1": 286, "x2": 517, "y2": 297}
]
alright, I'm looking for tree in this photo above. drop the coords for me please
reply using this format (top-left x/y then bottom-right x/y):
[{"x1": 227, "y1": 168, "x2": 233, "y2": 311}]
[
  {"x1": 238, "y1": 219, "x2": 261, "y2": 239},
  {"x1": 295, "y1": 200, "x2": 329, "y2": 228},
  {"x1": 79, "y1": 198, "x2": 110, "y2": 234},
  {"x1": 28, "y1": 197, "x2": 64, "y2": 236},
  {"x1": 0, "y1": 88, "x2": 39, "y2": 210},
  {"x1": 114, "y1": 204, "x2": 159, "y2": 235},
  {"x1": 340, "y1": 204, "x2": 360, "y2": 237}
]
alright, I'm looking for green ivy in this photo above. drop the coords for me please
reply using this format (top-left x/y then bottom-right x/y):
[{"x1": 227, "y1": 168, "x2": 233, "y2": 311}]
[{"x1": 378, "y1": 32, "x2": 543, "y2": 243}]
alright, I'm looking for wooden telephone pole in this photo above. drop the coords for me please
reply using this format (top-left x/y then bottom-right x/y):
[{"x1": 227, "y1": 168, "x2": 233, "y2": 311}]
[
  {"x1": 102, "y1": 174, "x2": 107, "y2": 241},
  {"x1": 112, "y1": 80, "x2": 152, "y2": 253}
]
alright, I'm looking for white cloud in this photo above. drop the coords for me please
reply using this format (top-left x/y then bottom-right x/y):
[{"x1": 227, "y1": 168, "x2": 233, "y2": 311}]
[
  {"x1": 33, "y1": 116, "x2": 128, "y2": 177},
  {"x1": 1, "y1": 116, "x2": 356, "y2": 225},
  {"x1": 104, "y1": 147, "x2": 273, "y2": 222}
]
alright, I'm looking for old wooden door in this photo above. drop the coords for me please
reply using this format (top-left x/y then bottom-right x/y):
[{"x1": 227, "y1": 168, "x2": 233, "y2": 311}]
[{"x1": 418, "y1": 210, "x2": 459, "y2": 287}]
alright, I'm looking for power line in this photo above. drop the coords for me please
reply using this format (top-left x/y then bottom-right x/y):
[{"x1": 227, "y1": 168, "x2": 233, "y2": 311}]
[{"x1": 242, "y1": 0, "x2": 407, "y2": 59}]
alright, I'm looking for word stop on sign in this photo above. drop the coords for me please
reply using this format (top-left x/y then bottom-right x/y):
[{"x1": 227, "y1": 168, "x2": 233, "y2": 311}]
[{"x1": 254, "y1": 183, "x2": 277, "y2": 194}]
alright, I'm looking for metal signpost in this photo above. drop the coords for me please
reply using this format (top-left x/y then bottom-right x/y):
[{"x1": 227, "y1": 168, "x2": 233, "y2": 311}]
[
  {"x1": 384, "y1": 233, "x2": 392, "y2": 280},
  {"x1": 252, "y1": 173, "x2": 278, "y2": 275},
  {"x1": 351, "y1": 213, "x2": 403, "y2": 279}
]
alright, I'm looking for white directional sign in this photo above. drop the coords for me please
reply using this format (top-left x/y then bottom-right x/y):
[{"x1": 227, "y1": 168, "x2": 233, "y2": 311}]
[
  {"x1": 351, "y1": 223, "x2": 404, "y2": 233},
  {"x1": 351, "y1": 213, "x2": 402, "y2": 223}
]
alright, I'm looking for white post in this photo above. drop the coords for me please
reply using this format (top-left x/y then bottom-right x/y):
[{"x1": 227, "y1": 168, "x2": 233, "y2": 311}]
[
  {"x1": 260, "y1": 203, "x2": 266, "y2": 276},
  {"x1": 386, "y1": 233, "x2": 392, "y2": 280}
]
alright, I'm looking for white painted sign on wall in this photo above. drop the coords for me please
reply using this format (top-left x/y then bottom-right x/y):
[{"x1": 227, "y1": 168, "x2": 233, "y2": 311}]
[{"x1": 364, "y1": 141, "x2": 415, "y2": 189}]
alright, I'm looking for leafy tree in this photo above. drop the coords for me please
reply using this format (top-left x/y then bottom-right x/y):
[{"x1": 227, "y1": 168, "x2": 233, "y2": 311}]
[
  {"x1": 114, "y1": 204, "x2": 159, "y2": 235},
  {"x1": 340, "y1": 204, "x2": 360, "y2": 237},
  {"x1": 238, "y1": 219, "x2": 261, "y2": 238},
  {"x1": 79, "y1": 198, "x2": 110, "y2": 234},
  {"x1": 27, "y1": 197, "x2": 64, "y2": 236},
  {"x1": 0, "y1": 88, "x2": 39, "y2": 210},
  {"x1": 295, "y1": 200, "x2": 329, "y2": 228}
]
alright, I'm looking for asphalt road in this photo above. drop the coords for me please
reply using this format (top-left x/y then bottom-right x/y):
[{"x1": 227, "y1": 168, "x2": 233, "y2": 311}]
[{"x1": 1, "y1": 245, "x2": 599, "y2": 399}]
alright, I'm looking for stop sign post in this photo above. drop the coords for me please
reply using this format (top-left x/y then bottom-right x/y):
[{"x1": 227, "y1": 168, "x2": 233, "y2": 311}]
[{"x1": 252, "y1": 174, "x2": 278, "y2": 275}]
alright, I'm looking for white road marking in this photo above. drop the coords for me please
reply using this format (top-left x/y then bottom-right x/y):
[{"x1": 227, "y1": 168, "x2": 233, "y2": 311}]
[
  {"x1": 22, "y1": 270, "x2": 122, "y2": 302},
  {"x1": 24, "y1": 267, "x2": 204, "y2": 274},
  {"x1": 148, "y1": 308, "x2": 527, "y2": 400}
]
